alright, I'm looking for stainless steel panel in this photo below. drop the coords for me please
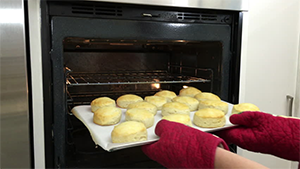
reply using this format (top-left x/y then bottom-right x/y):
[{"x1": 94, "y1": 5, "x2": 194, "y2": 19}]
[
  {"x1": 0, "y1": 0, "x2": 31, "y2": 168},
  {"x1": 86, "y1": 0, "x2": 249, "y2": 11}
]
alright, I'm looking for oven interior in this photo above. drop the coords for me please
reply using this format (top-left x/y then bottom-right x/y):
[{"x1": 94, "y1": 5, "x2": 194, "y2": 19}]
[
  {"x1": 43, "y1": 1, "x2": 242, "y2": 168},
  {"x1": 65, "y1": 39, "x2": 222, "y2": 104},
  {"x1": 64, "y1": 39, "x2": 220, "y2": 168}
]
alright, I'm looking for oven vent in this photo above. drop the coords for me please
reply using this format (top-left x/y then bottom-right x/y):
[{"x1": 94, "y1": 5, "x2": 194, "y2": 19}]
[
  {"x1": 71, "y1": 4, "x2": 122, "y2": 16},
  {"x1": 177, "y1": 13, "x2": 218, "y2": 22}
]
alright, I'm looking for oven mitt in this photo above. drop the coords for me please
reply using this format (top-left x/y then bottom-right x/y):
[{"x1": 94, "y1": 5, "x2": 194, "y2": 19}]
[
  {"x1": 215, "y1": 111, "x2": 300, "y2": 161},
  {"x1": 142, "y1": 120, "x2": 229, "y2": 168}
]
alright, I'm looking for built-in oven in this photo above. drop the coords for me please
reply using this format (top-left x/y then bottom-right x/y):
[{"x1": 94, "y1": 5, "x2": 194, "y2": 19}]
[{"x1": 27, "y1": 0, "x2": 248, "y2": 168}]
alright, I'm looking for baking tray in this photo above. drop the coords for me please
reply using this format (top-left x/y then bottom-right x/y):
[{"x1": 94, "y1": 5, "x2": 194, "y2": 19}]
[{"x1": 71, "y1": 102, "x2": 235, "y2": 152}]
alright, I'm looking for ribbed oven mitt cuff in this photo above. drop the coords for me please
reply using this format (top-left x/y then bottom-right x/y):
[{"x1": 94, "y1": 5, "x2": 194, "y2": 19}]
[
  {"x1": 142, "y1": 120, "x2": 229, "y2": 169},
  {"x1": 215, "y1": 111, "x2": 300, "y2": 161}
]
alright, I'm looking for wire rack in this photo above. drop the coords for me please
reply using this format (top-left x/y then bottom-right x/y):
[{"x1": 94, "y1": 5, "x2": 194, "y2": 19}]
[{"x1": 66, "y1": 70, "x2": 210, "y2": 86}]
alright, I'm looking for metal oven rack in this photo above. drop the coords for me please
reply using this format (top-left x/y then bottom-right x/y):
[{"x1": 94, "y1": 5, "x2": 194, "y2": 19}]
[
  {"x1": 66, "y1": 70, "x2": 211, "y2": 86},
  {"x1": 65, "y1": 68, "x2": 213, "y2": 106}
]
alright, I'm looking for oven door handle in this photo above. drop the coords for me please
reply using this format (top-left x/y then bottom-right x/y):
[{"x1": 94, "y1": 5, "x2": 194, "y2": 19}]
[{"x1": 286, "y1": 95, "x2": 294, "y2": 117}]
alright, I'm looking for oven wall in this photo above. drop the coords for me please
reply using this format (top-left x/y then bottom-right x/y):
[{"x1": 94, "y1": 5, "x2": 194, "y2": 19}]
[{"x1": 239, "y1": 0, "x2": 300, "y2": 168}]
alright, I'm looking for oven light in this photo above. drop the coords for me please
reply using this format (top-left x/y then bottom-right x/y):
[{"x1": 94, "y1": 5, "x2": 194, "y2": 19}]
[
  {"x1": 151, "y1": 83, "x2": 160, "y2": 89},
  {"x1": 83, "y1": 39, "x2": 90, "y2": 43},
  {"x1": 183, "y1": 85, "x2": 188, "y2": 89},
  {"x1": 174, "y1": 40, "x2": 187, "y2": 43}
]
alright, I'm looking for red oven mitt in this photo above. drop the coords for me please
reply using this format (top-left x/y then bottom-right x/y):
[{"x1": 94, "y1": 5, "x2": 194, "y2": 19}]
[
  {"x1": 142, "y1": 120, "x2": 229, "y2": 168},
  {"x1": 215, "y1": 111, "x2": 300, "y2": 161}
]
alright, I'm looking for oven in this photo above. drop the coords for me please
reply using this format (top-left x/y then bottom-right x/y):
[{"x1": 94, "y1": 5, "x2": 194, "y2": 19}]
[{"x1": 27, "y1": 0, "x2": 248, "y2": 168}]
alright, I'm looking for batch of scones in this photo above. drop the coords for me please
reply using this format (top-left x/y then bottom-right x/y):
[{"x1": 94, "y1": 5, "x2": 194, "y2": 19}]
[
  {"x1": 193, "y1": 108, "x2": 226, "y2": 128},
  {"x1": 172, "y1": 96, "x2": 199, "y2": 111},
  {"x1": 198, "y1": 100, "x2": 228, "y2": 115},
  {"x1": 231, "y1": 103, "x2": 260, "y2": 114},
  {"x1": 90, "y1": 97, "x2": 116, "y2": 113},
  {"x1": 179, "y1": 86, "x2": 202, "y2": 97},
  {"x1": 116, "y1": 94, "x2": 143, "y2": 109},
  {"x1": 162, "y1": 114, "x2": 192, "y2": 126},
  {"x1": 127, "y1": 101, "x2": 157, "y2": 115},
  {"x1": 194, "y1": 92, "x2": 221, "y2": 101},
  {"x1": 161, "y1": 102, "x2": 190, "y2": 116},
  {"x1": 125, "y1": 108, "x2": 154, "y2": 128},
  {"x1": 93, "y1": 106, "x2": 122, "y2": 126},
  {"x1": 154, "y1": 90, "x2": 177, "y2": 102},
  {"x1": 144, "y1": 96, "x2": 167, "y2": 110},
  {"x1": 111, "y1": 121, "x2": 147, "y2": 143},
  {"x1": 90, "y1": 86, "x2": 259, "y2": 143}
]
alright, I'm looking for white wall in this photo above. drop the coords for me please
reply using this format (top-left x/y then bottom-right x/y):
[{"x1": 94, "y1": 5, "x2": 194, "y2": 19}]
[{"x1": 239, "y1": 0, "x2": 300, "y2": 168}]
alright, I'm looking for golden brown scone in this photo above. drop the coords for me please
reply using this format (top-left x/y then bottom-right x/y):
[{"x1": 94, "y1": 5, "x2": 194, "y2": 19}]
[
  {"x1": 231, "y1": 103, "x2": 260, "y2": 115},
  {"x1": 162, "y1": 114, "x2": 192, "y2": 126},
  {"x1": 125, "y1": 108, "x2": 154, "y2": 128},
  {"x1": 179, "y1": 86, "x2": 202, "y2": 97},
  {"x1": 144, "y1": 96, "x2": 167, "y2": 110},
  {"x1": 127, "y1": 101, "x2": 157, "y2": 115},
  {"x1": 91, "y1": 97, "x2": 116, "y2": 113},
  {"x1": 172, "y1": 96, "x2": 199, "y2": 111},
  {"x1": 154, "y1": 90, "x2": 177, "y2": 102},
  {"x1": 116, "y1": 94, "x2": 143, "y2": 109},
  {"x1": 161, "y1": 102, "x2": 190, "y2": 116},
  {"x1": 194, "y1": 92, "x2": 221, "y2": 102},
  {"x1": 111, "y1": 121, "x2": 147, "y2": 143},
  {"x1": 198, "y1": 100, "x2": 228, "y2": 115},
  {"x1": 193, "y1": 108, "x2": 226, "y2": 128},
  {"x1": 93, "y1": 107, "x2": 122, "y2": 126}
]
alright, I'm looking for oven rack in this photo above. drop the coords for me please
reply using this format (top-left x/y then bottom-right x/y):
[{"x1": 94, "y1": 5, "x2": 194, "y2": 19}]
[
  {"x1": 66, "y1": 70, "x2": 211, "y2": 86},
  {"x1": 67, "y1": 90, "x2": 159, "y2": 107}
]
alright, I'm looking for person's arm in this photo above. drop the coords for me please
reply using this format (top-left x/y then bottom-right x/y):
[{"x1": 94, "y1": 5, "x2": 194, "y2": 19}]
[{"x1": 214, "y1": 147, "x2": 269, "y2": 169}]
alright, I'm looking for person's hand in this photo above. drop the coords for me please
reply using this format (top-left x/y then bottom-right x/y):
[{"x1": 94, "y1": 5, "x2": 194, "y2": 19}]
[
  {"x1": 215, "y1": 111, "x2": 300, "y2": 161},
  {"x1": 142, "y1": 120, "x2": 229, "y2": 168}
]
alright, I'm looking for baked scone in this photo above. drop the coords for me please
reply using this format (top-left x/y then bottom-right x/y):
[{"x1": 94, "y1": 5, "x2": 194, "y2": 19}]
[
  {"x1": 127, "y1": 101, "x2": 157, "y2": 115},
  {"x1": 198, "y1": 100, "x2": 228, "y2": 115},
  {"x1": 194, "y1": 92, "x2": 221, "y2": 102},
  {"x1": 144, "y1": 96, "x2": 167, "y2": 110},
  {"x1": 161, "y1": 102, "x2": 190, "y2": 116},
  {"x1": 125, "y1": 108, "x2": 154, "y2": 128},
  {"x1": 162, "y1": 114, "x2": 192, "y2": 126},
  {"x1": 231, "y1": 103, "x2": 260, "y2": 115},
  {"x1": 116, "y1": 94, "x2": 143, "y2": 109},
  {"x1": 93, "y1": 106, "x2": 122, "y2": 126},
  {"x1": 172, "y1": 96, "x2": 199, "y2": 111},
  {"x1": 91, "y1": 97, "x2": 116, "y2": 113},
  {"x1": 193, "y1": 108, "x2": 226, "y2": 128},
  {"x1": 154, "y1": 90, "x2": 177, "y2": 102},
  {"x1": 111, "y1": 121, "x2": 147, "y2": 143},
  {"x1": 179, "y1": 86, "x2": 202, "y2": 97}
]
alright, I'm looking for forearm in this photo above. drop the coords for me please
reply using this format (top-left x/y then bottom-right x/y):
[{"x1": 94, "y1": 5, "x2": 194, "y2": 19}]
[{"x1": 214, "y1": 147, "x2": 269, "y2": 169}]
